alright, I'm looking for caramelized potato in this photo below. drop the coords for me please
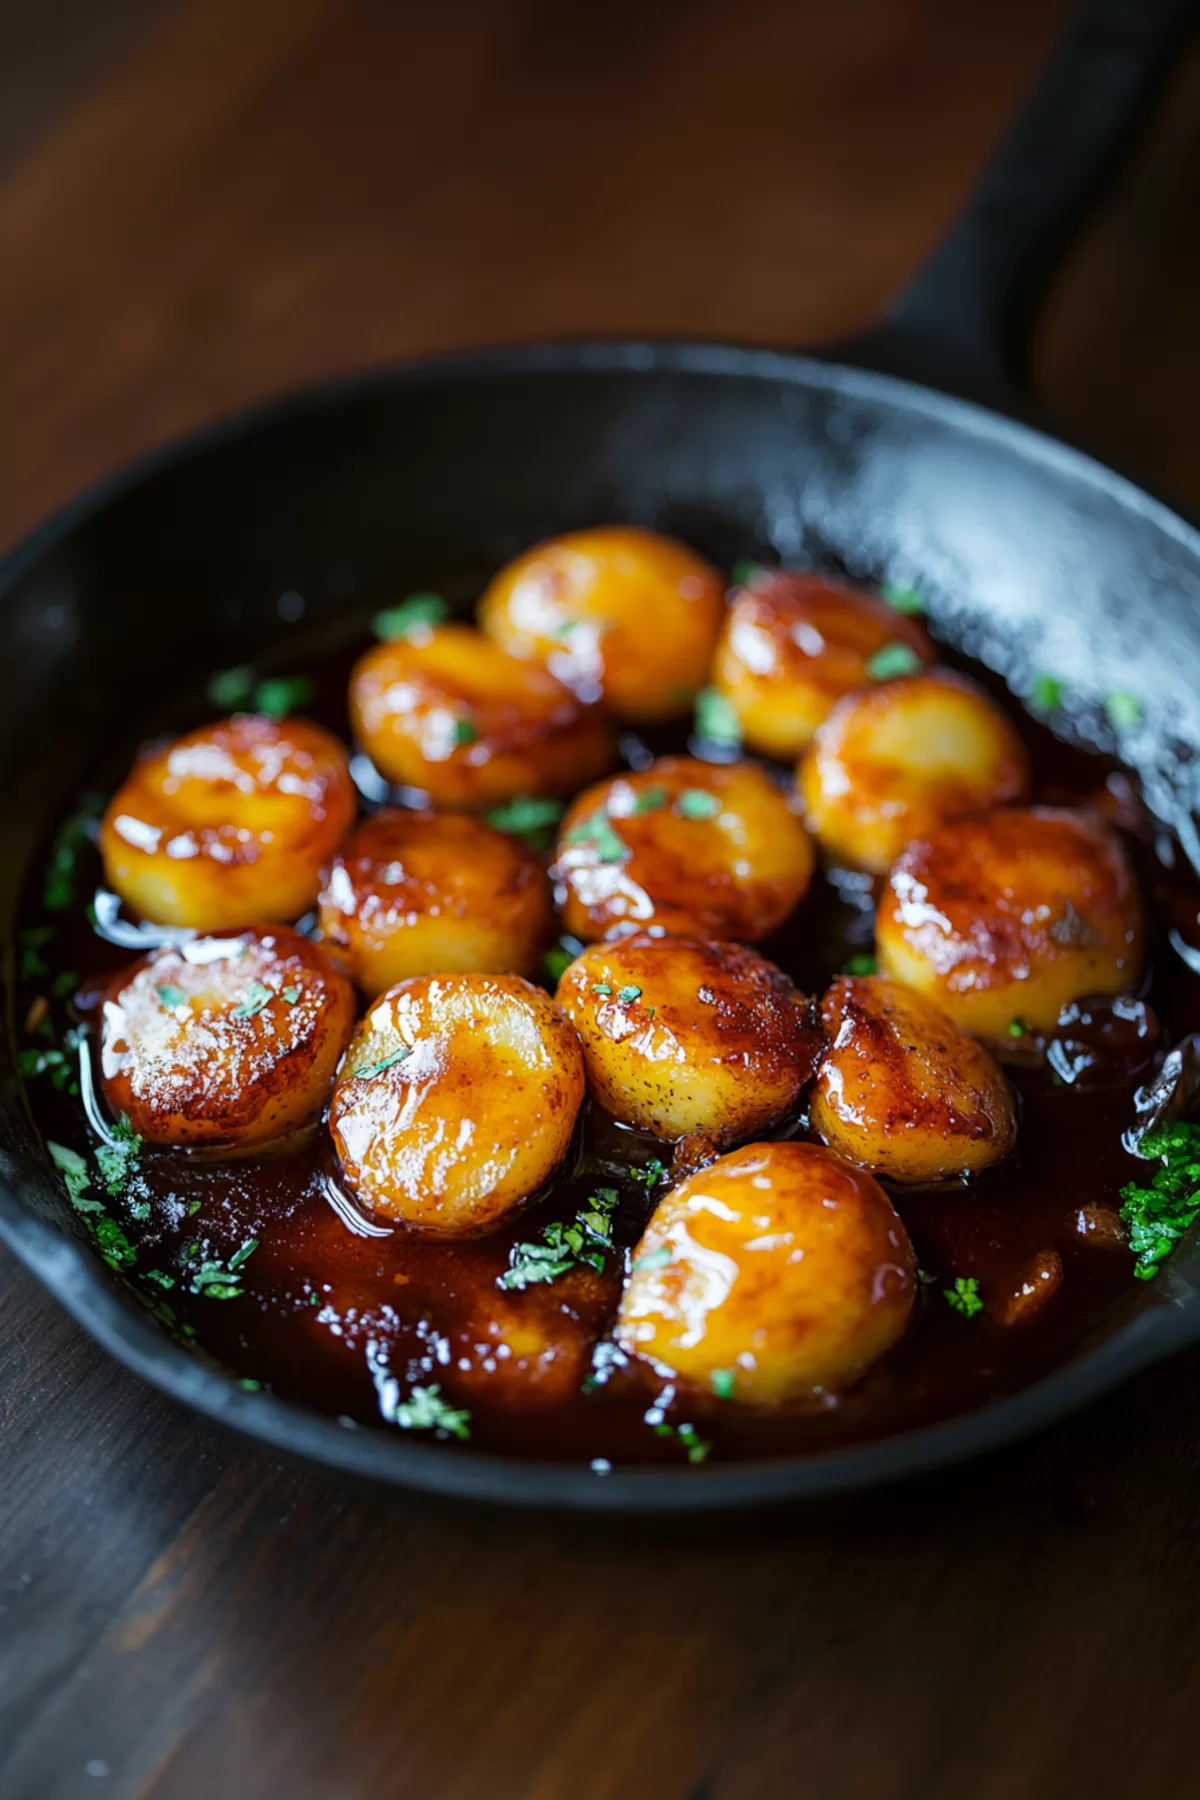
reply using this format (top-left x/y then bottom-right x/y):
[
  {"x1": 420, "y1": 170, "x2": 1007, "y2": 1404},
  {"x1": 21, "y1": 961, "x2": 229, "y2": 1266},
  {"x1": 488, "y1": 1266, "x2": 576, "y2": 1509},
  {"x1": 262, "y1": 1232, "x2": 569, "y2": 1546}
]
[
  {"x1": 477, "y1": 525, "x2": 724, "y2": 721},
  {"x1": 349, "y1": 622, "x2": 613, "y2": 807},
  {"x1": 712, "y1": 571, "x2": 934, "y2": 757},
  {"x1": 329, "y1": 974, "x2": 585, "y2": 1236},
  {"x1": 552, "y1": 756, "x2": 814, "y2": 942},
  {"x1": 99, "y1": 925, "x2": 355, "y2": 1150},
  {"x1": 798, "y1": 671, "x2": 1030, "y2": 873},
  {"x1": 100, "y1": 715, "x2": 355, "y2": 930},
  {"x1": 318, "y1": 808, "x2": 552, "y2": 995},
  {"x1": 616, "y1": 1141, "x2": 915, "y2": 1404},
  {"x1": 877, "y1": 807, "x2": 1143, "y2": 1040},
  {"x1": 556, "y1": 935, "x2": 820, "y2": 1144},
  {"x1": 811, "y1": 975, "x2": 1016, "y2": 1183}
]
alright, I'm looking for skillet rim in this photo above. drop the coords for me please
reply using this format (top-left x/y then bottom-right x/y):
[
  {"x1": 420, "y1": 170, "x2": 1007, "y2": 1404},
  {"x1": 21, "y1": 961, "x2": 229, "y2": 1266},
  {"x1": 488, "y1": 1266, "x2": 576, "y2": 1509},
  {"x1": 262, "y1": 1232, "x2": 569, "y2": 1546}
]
[{"x1": 4, "y1": 334, "x2": 1200, "y2": 1512}]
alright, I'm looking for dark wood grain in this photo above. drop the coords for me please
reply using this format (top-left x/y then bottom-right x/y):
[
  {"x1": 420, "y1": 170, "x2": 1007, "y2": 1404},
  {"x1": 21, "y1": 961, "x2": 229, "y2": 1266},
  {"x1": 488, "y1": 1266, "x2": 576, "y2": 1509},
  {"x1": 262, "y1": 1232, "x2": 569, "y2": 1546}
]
[{"x1": 3, "y1": 2, "x2": 1200, "y2": 1796}]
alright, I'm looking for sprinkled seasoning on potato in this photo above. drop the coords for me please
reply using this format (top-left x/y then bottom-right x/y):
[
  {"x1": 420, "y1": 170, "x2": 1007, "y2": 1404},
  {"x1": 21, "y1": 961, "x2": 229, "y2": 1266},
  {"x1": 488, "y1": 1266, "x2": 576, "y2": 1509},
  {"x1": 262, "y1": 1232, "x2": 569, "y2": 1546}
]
[{"x1": 100, "y1": 715, "x2": 355, "y2": 930}]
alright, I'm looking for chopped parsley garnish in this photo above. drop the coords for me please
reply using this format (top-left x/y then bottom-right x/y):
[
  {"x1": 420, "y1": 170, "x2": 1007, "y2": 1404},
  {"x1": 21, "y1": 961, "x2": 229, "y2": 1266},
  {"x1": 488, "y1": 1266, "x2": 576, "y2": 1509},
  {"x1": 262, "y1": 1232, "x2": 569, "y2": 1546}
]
[
  {"x1": 693, "y1": 686, "x2": 741, "y2": 751},
  {"x1": 1030, "y1": 673, "x2": 1064, "y2": 713},
  {"x1": 499, "y1": 1189, "x2": 619, "y2": 1291},
  {"x1": 486, "y1": 795, "x2": 564, "y2": 848},
  {"x1": 676, "y1": 788, "x2": 721, "y2": 820},
  {"x1": 842, "y1": 953, "x2": 876, "y2": 976},
  {"x1": 392, "y1": 1384, "x2": 471, "y2": 1440},
  {"x1": 711, "y1": 1368, "x2": 737, "y2": 1400},
  {"x1": 630, "y1": 1159, "x2": 667, "y2": 1188},
  {"x1": 731, "y1": 560, "x2": 762, "y2": 587},
  {"x1": 95, "y1": 1115, "x2": 143, "y2": 1198},
  {"x1": 654, "y1": 1419, "x2": 711, "y2": 1464},
  {"x1": 206, "y1": 665, "x2": 256, "y2": 709},
  {"x1": 282, "y1": 985, "x2": 301, "y2": 1004},
  {"x1": 631, "y1": 784, "x2": 668, "y2": 815},
  {"x1": 1105, "y1": 691, "x2": 1142, "y2": 730},
  {"x1": 881, "y1": 582, "x2": 925, "y2": 616},
  {"x1": 372, "y1": 592, "x2": 449, "y2": 640},
  {"x1": 916, "y1": 1267, "x2": 938, "y2": 1286},
  {"x1": 633, "y1": 1245, "x2": 673, "y2": 1274},
  {"x1": 866, "y1": 641, "x2": 922, "y2": 681},
  {"x1": 592, "y1": 982, "x2": 614, "y2": 997},
  {"x1": 1120, "y1": 1122, "x2": 1200, "y2": 1280},
  {"x1": 1007, "y1": 1018, "x2": 1028, "y2": 1039},
  {"x1": 19, "y1": 925, "x2": 55, "y2": 977},
  {"x1": 18, "y1": 1047, "x2": 74, "y2": 1091},
  {"x1": 233, "y1": 980, "x2": 274, "y2": 1019},
  {"x1": 944, "y1": 1275, "x2": 984, "y2": 1318},
  {"x1": 618, "y1": 984, "x2": 642, "y2": 1004},
  {"x1": 92, "y1": 1215, "x2": 138, "y2": 1272},
  {"x1": 254, "y1": 674, "x2": 313, "y2": 719},
  {"x1": 48, "y1": 1142, "x2": 101, "y2": 1212},
  {"x1": 353, "y1": 1045, "x2": 413, "y2": 1080},
  {"x1": 565, "y1": 809, "x2": 627, "y2": 864},
  {"x1": 51, "y1": 969, "x2": 79, "y2": 999},
  {"x1": 452, "y1": 718, "x2": 479, "y2": 746},
  {"x1": 184, "y1": 1237, "x2": 258, "y2": 1299},
  {"x1": 543, "y1": 935, "x2": 584, "y2": 984},
  {"x1": 157, "y1": 983, "x2": 187, "y2": 1010},
  {"x1": 43, "y1": 797, "x2": 104, "y2": 912}
]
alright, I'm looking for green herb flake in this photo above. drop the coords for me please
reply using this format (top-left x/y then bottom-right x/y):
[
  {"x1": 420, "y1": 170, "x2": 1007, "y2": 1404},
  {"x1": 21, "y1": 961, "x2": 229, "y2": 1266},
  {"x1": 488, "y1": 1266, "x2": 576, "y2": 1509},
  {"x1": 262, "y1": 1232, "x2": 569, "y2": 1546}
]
[
  {"x1": 1008, "y1": 1018, "x2": 1028, "y2": 1039},
  {"x1": 238, "y1": 1378, "x2": 263, "y2": 1392},
  {"x1": 565, "y1": 809, "x2": 627, "y2": 865},
  {"x1": 693, "y1": 686, "x2": 742, "y2": 751},
  {"x1": 233, "y1": 980, "x2": 274, "y2": 1020},
  {"x1": 634, "y1": 1245, "x2": 673, "y2": 1274},
  {"x1": 654, "y1": 1418, "x2": 711, "y2": 1463},
  {"x1": 93, "y1": 1215, "x2": 137, "y2": 1271},
  {"x1": 354, "y1": 1045, "x2": 413, "y2": 1081},
  {"x1": 1030, "y1": 674, "x2": 1065, "y2": 713},
  {"x1": 48, "y1": 1141, "x2": 101, "y2": 1212},
  {"x1": 51, "y1": 969, "x2": 80, "y2": 1000},
  {"x1": 944, "y1": 1275, "x2": 985, "y2": 1318},
  {"x1": 207, "y1": 664, "x2": 256, "y2": 710},
  {"x1": 543, "y1": 937, "x2": 584, "y2": 984},
  {"x1": 95, "y1": 1116, "x2": 143, "y2": 1198},
  {"x1": 19, "y1": 926, "x2": 55, "y2": 978},
  {"x1": 631, "y1": 784, "x2": 668, "y2": 815},
  {"x1": 916, "y1": 1267, "x2": 938, "y2": 1286},
  {"x1": 1105, "y1": 691, "x2": 1143, "y2": 730},
  {"x1": 866, "y1": 641, "x2": 922, "y2": 681},
  {"x1": 187, "y1": 1239, "x2": 257, "y2": 1300},
  {"x1": 372, "y1": 592, "x2": 449, "y2": 641},
  {"x1": 254, "y1": 674, "x2": 313, "y2": 720},
  {"x1": 711, "y1": 1368, "x2": 737, "y2": 1400},
  {"x1": 281, "y1": 985, "x2": 301, "y2": 1005},
  {"x1": 486, "y1": 795, "x2": 564, "y2": 848},
  {"x1": 156, "y1": 984, "x2": 187, "y2": 1010},
  {"x1": 842, "y1": 954, "x2": 876, "y2": 976},
  {"x1": 881, "y1": 582, "x2": 925, "y2": 616},
  {"x1": 392, "y1": 1384, "x2": 471, "y2": 1441},
  {"x1": 452, "y1": 718, "x2": 479, "y2": 747},
  {"x1": 1120, "y1": 1121, "x2": 1200, "y2": 1280},
  {"x1": 731, "y1": 560, "x2": 762, "y2": 588},
  {"x1": 499, "y1": 1189, "x2": 619, "y2": 1291},
  {"x1": 618, "y1": 984, "x2": 642, "y2": 1004},
  {"x1": 630, "y1": 1159, "x2": 667, "y2": 1189},
  {"x1": 589, "y1": 983, "x2": 613, "y2": 1000},
  {"x1": 676, "y1": 788, "x2": 721, "y2": 821},
  {"x1": 43, "y1": 797, "x2": 104, "y2": 913}
]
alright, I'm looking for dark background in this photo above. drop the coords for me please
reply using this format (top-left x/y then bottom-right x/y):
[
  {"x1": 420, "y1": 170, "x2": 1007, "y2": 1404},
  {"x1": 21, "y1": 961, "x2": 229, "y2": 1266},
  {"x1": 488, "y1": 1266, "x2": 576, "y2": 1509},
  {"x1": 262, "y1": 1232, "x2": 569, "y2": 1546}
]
[{"x1": 3, "y1": 4, "x2": 1200, "y2": 1796}]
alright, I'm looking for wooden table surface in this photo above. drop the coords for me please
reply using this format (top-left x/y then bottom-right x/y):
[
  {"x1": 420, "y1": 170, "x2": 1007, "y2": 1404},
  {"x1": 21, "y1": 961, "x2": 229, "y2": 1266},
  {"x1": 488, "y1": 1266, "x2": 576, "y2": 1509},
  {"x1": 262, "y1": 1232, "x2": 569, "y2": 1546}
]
[{"x1": 4, "y1": 4, "x2": 1200, "y2": 1796}]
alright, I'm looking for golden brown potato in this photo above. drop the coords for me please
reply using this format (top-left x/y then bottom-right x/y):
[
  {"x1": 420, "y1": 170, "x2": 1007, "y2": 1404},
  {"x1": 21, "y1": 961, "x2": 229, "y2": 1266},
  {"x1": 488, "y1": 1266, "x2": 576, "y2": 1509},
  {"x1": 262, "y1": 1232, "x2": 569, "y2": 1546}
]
[
  {"x1": 810, "y1": 975, "x2": 1016, "y2": 1183},
  {"x1": 100, "y1": 715, "x2": 356, "y2": 930},
  {"x1": 477, "y1": 524, "x2": 724, "y2": 721},
  {"x1": 349, "y1": 622, "x2": 613, "y2": 807},
  {"x1": 876, "y1": 806, "x2": 1143, "y2": 1040},
  {"x1": 329, "y1": 974, "x2": 585, "y2": 1236},
  {"x1": 318, "y1": 808, "x2": 552, "y2": 995},
  {"x1": 556, "y1": 934, "x2": 819, "y2": 1145},
  {"x1": 552, "y1": 756, "x2": 814, "y2": 943},
  {"x1": 712, "y1": 571, "x2": 934, "y2": 758},
  {"x1": 616, "y1": 1141, "x2": 916, "y2": 1404},
  {"x1": 99, "y1": 925, "x2": 355, "y2": 1150},
  {"x1": 798, "y1": 670, "x2": 1030, "y2": 873}
]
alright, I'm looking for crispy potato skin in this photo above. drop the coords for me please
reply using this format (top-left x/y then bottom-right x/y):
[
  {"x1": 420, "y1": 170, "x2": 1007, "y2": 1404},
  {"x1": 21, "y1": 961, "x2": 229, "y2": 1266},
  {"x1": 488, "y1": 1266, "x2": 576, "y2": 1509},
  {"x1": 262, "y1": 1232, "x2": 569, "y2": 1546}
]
[
  {"x1": 552, "y1": 756, "x2": 814, "y2": 942},
  {"x1": 798, "y1": 671, "x2": 1030, "y2": 873},
  {"x1": 99, "y1": 925, "x2": 356, "y2": 1149},
  {"x1": 329, "y1": 974, "x2": 585, "y2": 1236},
  {"x1": 876, "y1": 806, "x2": 1143, "y2": 1039},
  {"x1": 556, "y1": 935, "x2": 820, "y2": 1144},
  {"x1": 616, "y1": 1141, "x2": 916, "y2": 1404},
  {"x1": 477, "y1": 525, "x2": 724, "y2": 721},
  {"x1": 100, "y1": 715, "x2": 356, "y2": 930},
  {"x1": 349, "y1": 622, "x2": 613, "y2": 806},
  {"x1": 811, "y1": 976, "x2": 1016, "y2": 1183},
  {"x1": 318, "y1": 809, "x2": 552, "y2": 995},
  {"x1": 713, "y1": 572, "x2": 934, "y2": 757}
]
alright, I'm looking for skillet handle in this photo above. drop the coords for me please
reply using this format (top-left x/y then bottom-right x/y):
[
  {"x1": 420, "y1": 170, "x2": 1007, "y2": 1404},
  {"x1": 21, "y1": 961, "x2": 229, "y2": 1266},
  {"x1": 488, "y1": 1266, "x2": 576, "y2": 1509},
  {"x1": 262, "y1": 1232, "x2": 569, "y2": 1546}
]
[{"x1": 854, "y1": 0, "x2": 1198, "y2": 404}]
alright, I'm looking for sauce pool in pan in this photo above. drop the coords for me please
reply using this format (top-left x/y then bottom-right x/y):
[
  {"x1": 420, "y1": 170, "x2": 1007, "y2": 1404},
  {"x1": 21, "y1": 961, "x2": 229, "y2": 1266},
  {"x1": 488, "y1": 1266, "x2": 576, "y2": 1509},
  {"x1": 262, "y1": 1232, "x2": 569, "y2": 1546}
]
[{"x1": 14, "y1": 537, "x2": 1200, "y2": 1468}]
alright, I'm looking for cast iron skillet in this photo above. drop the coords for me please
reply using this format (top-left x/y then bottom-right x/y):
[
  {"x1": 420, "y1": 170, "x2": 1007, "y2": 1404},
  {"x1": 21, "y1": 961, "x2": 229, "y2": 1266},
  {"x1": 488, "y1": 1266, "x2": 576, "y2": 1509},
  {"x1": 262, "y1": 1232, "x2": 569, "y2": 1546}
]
[{"x1": 3, "y1": 0, "x2": 1200, "y2": 1511}]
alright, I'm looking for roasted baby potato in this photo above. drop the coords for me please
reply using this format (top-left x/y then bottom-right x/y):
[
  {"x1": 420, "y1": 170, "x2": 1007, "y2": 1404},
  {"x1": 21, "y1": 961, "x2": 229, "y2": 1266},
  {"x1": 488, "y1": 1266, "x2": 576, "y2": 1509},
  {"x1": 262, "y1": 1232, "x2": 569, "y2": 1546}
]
[
  {"x1": 477, "y1": 524, "x2": 724, "y2": 721},
  {"x1": 318, "y1": 808, "x2": 552, "y2": 995},
  {"x1": 329, "y1": 974, "x2": 585, "y2": 1236},
  {"x1": 100, "y1": 715, "x2": 356, "y2": 930},
  {"x1": 616, "y1": 1140, "x2": 916, "y2": 1404},
  {"x1": 99, "y1": 925, "x2": 356, "y2": 1150},
  {"x1": 876, "y1": 806, "x2": 1143, "y2": 1040},
  {"x1": 349, "y1": 622, "x2": 613, "y2": 807},
  {"x1": 712, "y1": 570, "x2": 934, "y2": 758},
  {"x1": 810, "y1": 975, "x2": 1016, "y2": 1183},
  {"x1": 798, "y1": 670, "x2": 1030, "y2": 873},
  {"x1": 556, "y1": 934, "x2": 820, "y2": 1144},
  {"x1": 552, "y1": 755, "x2": 814, "y2": 942}
]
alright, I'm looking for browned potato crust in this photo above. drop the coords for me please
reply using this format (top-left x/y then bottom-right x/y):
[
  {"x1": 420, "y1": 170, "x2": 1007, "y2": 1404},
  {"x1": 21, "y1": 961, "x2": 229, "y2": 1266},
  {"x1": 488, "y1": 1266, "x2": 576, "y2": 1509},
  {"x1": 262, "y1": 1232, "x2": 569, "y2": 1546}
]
[
  {"x1": 329, "y1": 974, "x2": 585, "y2": 1236},
  {"x1": 318, "y1": 808, "x2": 552, "y2": 995},
  {"x1": 477, "y1": 524, "x2": 725, "y2": 721},
  {"x1": 552, "y1": 755, "x2": 814, "y2": 943},
  {"x1": 876, "y1": 806, "x2": 1143, "y2": 1040},
  {"x1": 556, "y1": 934, "x2": 820, "y2": 1144},
  {"x1": 99, "y1": 925, "x2": 356, "y2": 1149},
  {"x1": 349, "y1": 622, "x2": 613, "y2": 806},
  {"x1": 811, "y1": 975, "x2": 1016, "y2": 1183},
  {"x1": 712, "y1": 571, "x2": 934, "y2": 757},
  {"x1": 798, "y1": 670, "x2": 1030, "y2": 873},
  {"x1": 616, "y1": 1141, "x2": 916, "y2": 1404},
  {"x1": 100, "y1": 715, "x2": 355, "y2": 930}
]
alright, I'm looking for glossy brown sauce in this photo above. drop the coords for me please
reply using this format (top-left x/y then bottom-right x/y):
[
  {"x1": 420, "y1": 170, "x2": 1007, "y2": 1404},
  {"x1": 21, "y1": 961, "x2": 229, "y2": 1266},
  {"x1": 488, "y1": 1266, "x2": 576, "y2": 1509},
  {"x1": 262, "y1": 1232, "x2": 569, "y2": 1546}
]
[{"x1": 16, "y1": 621, "x2": 1200, "y2": 1467}]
